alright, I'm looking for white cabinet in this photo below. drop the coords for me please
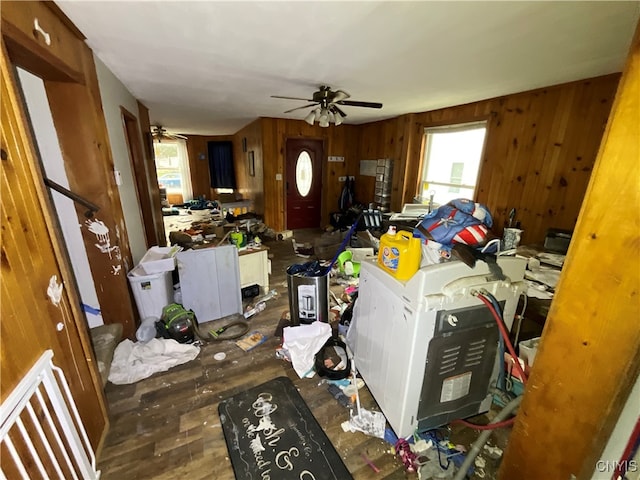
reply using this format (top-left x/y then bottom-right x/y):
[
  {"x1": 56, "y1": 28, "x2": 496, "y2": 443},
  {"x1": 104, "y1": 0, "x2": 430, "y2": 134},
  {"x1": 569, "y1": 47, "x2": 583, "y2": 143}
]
[
  {"x1": 176, "y1": 245, "x2": 242, "y2": 322},
  {"x1": 238, "y1": 246, "x2": 270, "y2": 294}
]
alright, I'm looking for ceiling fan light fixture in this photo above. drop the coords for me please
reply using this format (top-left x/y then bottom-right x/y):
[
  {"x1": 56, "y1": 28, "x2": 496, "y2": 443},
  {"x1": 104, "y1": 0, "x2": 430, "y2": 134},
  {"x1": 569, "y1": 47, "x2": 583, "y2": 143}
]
[
  {"x1": 304, "y1": 110, "x2": 317, "y2": 125},
  {"x1": 273, "y1": 86, "x2": 381, "y2": 127},
  {"x1": 333, "y1": 110, "x2": 344, "y2": 126},
  {"x1": 319, "y1": 108, "x2": 330, "y2": 128}
]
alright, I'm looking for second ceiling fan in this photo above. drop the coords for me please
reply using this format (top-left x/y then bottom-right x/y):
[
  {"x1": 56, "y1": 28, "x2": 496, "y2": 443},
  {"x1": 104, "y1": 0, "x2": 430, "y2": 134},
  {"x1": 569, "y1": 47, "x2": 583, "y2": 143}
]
[
  {"x1": 271, "y1": 86, "x2": 382, "y2": 126},
  {"x1": 151, "y1": 125, "x2": 187, "y2": 142}
]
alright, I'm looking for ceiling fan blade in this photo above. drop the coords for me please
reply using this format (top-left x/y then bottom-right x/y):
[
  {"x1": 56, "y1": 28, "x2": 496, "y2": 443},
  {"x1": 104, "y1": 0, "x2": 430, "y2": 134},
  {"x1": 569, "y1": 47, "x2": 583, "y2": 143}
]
[
  {"x1": 338, "y1": 100, "x2": 383, "y2": 109},
  {"x1": 284, "y1": 103, "x2": 318, "y2": 113},
  {"x1": 331, "y1": 105, "x2": 348, "y2": 118},
  {"x1": 271, "y1": 95, "x2": 314, "y2": 101},
  {"x1": 332, "y1": 90, "x2": 350, "y2": 103}
]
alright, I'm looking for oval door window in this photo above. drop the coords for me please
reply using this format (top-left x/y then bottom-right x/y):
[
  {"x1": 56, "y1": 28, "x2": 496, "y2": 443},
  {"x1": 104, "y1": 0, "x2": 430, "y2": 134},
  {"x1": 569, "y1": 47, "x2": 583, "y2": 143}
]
[{"x1": 296, "y1": 151, "x2": 313, "y2": 197}]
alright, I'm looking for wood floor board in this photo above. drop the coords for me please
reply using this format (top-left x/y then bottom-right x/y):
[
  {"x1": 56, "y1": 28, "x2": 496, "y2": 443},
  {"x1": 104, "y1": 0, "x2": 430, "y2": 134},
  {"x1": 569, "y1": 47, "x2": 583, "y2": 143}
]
[
  {"x1": 98, "y1": 442, "x2": 156, "y2": 476},
  {"x1": 178, "y1": 403, "x2": 218, "y2": 432},
  {"x1": 154, "y1": 424, "x2": 205, "y2": 455}
]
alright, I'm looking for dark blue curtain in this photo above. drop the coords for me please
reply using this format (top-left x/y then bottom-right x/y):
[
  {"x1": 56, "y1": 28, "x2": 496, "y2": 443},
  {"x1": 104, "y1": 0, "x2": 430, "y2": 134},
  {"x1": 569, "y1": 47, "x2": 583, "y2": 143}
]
[{"x1": 208, "y1": 141, "x2": 236, "y2": 189}]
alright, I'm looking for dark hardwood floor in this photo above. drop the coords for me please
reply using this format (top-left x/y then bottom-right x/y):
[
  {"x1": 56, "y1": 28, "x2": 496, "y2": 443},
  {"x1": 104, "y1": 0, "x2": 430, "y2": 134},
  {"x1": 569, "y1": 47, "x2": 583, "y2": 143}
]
[{"x1": 97, "y1": 229, "x2": 507, "y2": 479}]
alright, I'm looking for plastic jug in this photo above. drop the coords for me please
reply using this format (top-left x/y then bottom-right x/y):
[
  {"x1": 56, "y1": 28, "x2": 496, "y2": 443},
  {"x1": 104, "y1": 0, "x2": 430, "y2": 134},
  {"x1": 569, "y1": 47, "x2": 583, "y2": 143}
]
[
  {"x1": 377, "y1": 229, "x2": 422, "y2": 280},
  {"x1": 230, "y1": 226, "x2": 247, "y2": 248}
]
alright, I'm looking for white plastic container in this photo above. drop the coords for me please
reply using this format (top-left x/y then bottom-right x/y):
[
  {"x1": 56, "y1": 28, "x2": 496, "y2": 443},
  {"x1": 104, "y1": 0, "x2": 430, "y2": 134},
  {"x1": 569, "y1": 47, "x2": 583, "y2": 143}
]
[
  {"x1": 139, "y1": 246, "x2": 181, "y2": 275},
  {"x1": 519, "y1": 337, "x2": 541, "y2": 367},
  {"x1": 127, "y1": 265, "x2": 173, "y2": 320}
]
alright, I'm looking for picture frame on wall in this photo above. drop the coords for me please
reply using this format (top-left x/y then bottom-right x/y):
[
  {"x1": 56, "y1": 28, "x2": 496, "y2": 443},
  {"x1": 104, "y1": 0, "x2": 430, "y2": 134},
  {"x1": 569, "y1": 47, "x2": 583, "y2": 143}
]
[{"x1": 248, "y1": 151, "x2": 255, "y2": 177}]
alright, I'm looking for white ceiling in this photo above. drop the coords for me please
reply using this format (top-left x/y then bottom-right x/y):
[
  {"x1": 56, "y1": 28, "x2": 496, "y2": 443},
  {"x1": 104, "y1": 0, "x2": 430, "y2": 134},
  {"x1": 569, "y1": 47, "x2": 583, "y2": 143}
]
[{"x1": 56, "y1": 1, "x2": 639, "y2": 136}]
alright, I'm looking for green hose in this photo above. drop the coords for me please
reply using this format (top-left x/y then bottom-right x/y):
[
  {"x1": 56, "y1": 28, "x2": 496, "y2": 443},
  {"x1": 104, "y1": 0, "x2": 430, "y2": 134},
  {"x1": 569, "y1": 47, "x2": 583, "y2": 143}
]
[{"x1": 192, "y1": 315, "x2": 250, "y2": 342}]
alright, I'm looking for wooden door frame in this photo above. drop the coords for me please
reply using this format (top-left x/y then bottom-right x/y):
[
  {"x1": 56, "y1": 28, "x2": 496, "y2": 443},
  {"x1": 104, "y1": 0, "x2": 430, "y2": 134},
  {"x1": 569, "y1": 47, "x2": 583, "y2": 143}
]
[
  {"x1": 284, "y1": 136, "x2": 325, "y2": 230},
  {"x1": 121, "y1": 106, "x2": 157, "y2": 247},
  {"x1": 137, "y1": 100, "x2": 166, "y2": 247}
]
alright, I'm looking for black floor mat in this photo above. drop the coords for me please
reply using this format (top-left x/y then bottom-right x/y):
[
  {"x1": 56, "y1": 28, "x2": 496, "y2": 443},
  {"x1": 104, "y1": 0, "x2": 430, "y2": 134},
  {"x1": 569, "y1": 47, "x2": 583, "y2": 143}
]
[{"x1": 218, "y1": 376, "x2": 353, "y2": 480}]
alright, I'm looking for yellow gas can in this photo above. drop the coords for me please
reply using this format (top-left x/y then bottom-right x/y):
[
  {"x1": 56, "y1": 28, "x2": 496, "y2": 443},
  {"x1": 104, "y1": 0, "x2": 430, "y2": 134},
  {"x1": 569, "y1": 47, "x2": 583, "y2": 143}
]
[{"x1": 377, "y1": 230, "x2": 422, "y2": 280}]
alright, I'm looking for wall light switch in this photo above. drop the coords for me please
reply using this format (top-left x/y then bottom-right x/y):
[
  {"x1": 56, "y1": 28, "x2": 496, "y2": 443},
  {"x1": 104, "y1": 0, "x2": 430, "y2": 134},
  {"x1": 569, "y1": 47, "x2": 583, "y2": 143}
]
[
  {"x1": 339, "y1": 176, "x2": 347, "y2": 182},
  {"x1": 114, "y1": 169, "x2": 122, "y2": 186},
  {"x1": 275, "y1": 173, "x2": 283, "y2": 181}
]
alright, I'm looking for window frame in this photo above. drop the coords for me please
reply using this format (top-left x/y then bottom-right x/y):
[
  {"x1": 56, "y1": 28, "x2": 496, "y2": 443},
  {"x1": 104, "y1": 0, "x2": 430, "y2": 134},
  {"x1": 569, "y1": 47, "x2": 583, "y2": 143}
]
[
  {"x1": 295, "y1": 150, "x2": 313, "y2": 197},
  {"x1": 418, "y1": 120, "x2": 488, "y2": 204}
]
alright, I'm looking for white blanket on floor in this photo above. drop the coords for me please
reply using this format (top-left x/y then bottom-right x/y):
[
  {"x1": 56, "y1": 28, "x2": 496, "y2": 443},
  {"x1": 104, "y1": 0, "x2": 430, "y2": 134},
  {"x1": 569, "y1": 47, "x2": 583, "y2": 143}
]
[{"x1": 108, "y1": 338, "x2": 200, "y2": 385}]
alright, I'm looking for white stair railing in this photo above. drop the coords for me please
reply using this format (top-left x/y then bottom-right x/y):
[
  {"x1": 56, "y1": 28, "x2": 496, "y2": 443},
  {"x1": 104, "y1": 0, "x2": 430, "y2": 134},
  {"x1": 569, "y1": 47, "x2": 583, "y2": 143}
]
[{"x1": 0, "y1": 350, "x2": 100, "y2": 479}]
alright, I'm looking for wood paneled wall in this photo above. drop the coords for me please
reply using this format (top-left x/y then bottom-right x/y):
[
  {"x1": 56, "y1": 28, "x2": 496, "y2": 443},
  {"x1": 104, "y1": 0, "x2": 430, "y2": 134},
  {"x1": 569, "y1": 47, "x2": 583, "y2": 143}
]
[
  {"x1": 186, "y1": 119, "x2": 359, "y2": 231},
  {"x1": 356, "y1": 74, "x2": 620, "y2": 244},
  {"x1": 184, "y1": 74, "x2": 618, "y2": 243},
  {"x1": 260, "y1": 118, "x2": 360, "y2": 232},
  {"x1": 500, "y1": 23, "x2": 640, "y2": 479},
  {"x1": 356, "y1": 114, "x2": 414, "y2": 211},
  {"x1": 233, "y1": 119, "x2": 264, "y2": 215}
]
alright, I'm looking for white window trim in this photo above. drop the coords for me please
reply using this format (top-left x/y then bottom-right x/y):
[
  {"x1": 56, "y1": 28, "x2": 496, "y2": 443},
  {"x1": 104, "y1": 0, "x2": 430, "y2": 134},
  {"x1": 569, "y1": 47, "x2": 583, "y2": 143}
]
[{"x1": 420, "y1": 120, "x2": 488, "y2": 203}]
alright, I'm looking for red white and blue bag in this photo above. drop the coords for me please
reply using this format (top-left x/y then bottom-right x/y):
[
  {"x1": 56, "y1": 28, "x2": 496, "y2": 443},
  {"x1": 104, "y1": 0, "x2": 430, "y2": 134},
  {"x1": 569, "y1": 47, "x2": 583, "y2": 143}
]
[{"x1": 414, "y1": 198, "x2": 496, "y2": 254}]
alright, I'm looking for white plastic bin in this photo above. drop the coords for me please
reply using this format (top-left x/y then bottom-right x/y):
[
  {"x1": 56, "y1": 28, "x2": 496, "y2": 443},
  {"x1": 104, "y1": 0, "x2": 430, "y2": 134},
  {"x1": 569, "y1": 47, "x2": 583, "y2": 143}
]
[
  {"x1": 519, "y1": 337, "x2": 541, "y2": 367},
  {"x1": 127, "y1": 265, "x2": 173, "y2": 320},
  {"x1": 139, "y1": 246, "x2": 182, "y2": 275}
]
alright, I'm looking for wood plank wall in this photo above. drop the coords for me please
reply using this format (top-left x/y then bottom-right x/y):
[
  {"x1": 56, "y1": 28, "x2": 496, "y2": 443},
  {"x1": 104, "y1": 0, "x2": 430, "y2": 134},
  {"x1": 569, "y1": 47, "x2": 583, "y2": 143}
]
[
  {"x1": 500, "y1": 23, "x2": 640, "y2": 479},
  {"x1": 356, "y1": 74, "x2": 620, "y2": 244},
  {"x1": 233, "y1": 119, "x2": 264, "y2": 216},
  {"x1": 356, "y1": 114, "x2": 414, "y2": 211},
  {"x1": 183, "y1": 73, "x2": 618, "y2": 243}
]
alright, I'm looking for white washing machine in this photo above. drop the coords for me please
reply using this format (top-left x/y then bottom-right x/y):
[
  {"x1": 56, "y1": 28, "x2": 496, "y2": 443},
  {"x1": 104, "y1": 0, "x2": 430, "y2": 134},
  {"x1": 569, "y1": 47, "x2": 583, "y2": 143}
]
[{"x1": 346, "y1": 256, "x2": 526, "y2": 438}]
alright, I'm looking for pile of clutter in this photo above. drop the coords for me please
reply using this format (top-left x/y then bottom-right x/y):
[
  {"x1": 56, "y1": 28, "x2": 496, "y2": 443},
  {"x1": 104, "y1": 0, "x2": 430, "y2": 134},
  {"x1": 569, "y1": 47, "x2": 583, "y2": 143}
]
[{"x1": 169, "y1": 216, "x2": 275, "y2": 250}]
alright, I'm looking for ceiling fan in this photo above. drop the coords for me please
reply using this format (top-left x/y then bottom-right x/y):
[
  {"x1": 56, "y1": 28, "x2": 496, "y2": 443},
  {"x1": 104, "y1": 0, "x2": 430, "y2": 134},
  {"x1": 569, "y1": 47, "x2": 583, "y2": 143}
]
[
  {"x1": 271, "y1": 86, "x2": 382, "y2": 126},
  {"x1": 151, "y1": 125, "x2": 187, "y2": 142}
]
